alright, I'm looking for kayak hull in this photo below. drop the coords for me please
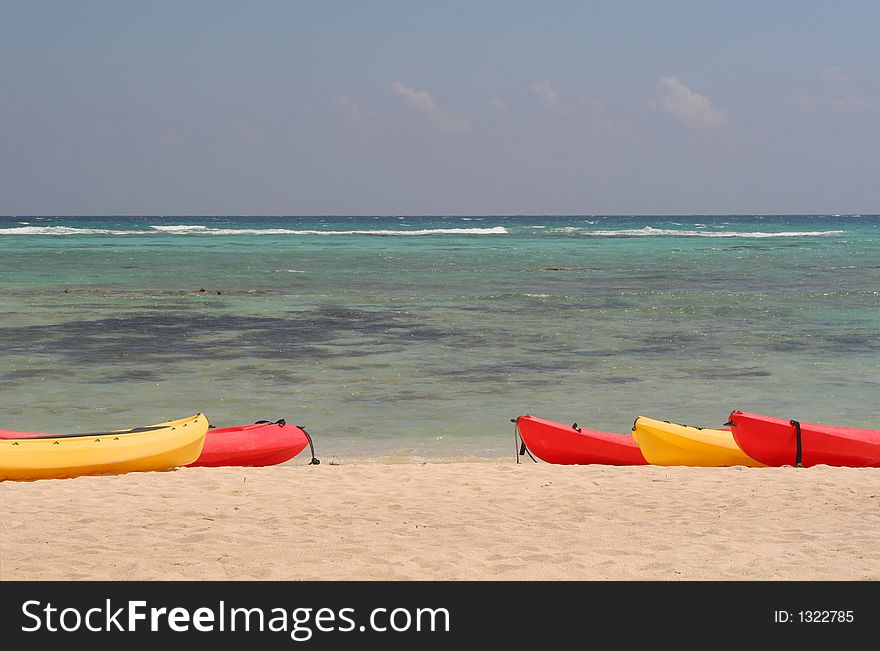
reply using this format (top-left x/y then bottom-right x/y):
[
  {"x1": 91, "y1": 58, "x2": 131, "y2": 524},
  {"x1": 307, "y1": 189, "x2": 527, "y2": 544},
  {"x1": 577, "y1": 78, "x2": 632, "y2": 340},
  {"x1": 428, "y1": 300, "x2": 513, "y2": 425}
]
[
  {"x1": 516, "y1": 414, "x2": 646, "y2": 465},
  {"x1": 0, "y1": 414, "x2": 208, "y2": 481},
  {"x1": 632, "y1": 416, "x2": 764, "y2": 467},
  {"x1": 188, "y1": 421, "x2": 309, "y2": 467},
  {"x1": 727, "y1": 410, "x2": 880, "y2": 468}
]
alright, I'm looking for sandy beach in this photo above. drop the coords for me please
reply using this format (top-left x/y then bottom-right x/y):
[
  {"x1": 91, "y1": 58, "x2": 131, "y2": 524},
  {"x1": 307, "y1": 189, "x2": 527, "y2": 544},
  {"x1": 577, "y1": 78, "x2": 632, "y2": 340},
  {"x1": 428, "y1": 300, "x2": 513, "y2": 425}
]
[{"x1": 2, "y1": 461, "x2": 879, "y2": 580}]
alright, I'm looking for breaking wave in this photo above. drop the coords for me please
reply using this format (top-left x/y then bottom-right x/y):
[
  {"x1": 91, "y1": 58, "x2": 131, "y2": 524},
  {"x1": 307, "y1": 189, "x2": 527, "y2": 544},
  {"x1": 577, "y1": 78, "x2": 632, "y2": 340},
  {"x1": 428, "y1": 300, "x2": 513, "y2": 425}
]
[
  {"x1": 582, "y1": 226, "x2": 845, "y2": 238},
  {"x1": 0, "y1": 225, "x2": 508, "y2": 236}
]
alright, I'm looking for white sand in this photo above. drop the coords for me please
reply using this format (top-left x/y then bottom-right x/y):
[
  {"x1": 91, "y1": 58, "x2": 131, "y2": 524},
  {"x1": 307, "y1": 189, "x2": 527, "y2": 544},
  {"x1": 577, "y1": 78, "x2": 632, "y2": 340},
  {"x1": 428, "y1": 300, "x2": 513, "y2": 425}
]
[{"x1": 2, "y1": 462, "x2": 879, "y2": 580}]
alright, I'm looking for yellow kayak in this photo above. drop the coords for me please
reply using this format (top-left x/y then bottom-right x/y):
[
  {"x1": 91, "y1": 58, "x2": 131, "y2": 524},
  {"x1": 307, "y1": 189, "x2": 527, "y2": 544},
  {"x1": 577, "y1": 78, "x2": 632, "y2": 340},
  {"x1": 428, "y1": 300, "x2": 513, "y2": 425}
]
[
  {"x1": 632, "y1": 416, "x2": 764, "y2": 467},
  {"x1": 0, "y1": 413, "x2": 209, "y2": 481}
]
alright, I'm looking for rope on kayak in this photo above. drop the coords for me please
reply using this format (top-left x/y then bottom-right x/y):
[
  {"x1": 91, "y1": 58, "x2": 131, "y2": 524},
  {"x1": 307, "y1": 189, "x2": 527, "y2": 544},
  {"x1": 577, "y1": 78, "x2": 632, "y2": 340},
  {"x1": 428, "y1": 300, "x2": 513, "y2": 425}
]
[
  {"x1": 790, "y1": 420, "x2": 804, "y2": 468},
  {"x1": 298, "y1": 426, "x2": 321, "y2": 465},
  {"x1": 511, "y1": 418, "x2": 537, "y2": 464}
]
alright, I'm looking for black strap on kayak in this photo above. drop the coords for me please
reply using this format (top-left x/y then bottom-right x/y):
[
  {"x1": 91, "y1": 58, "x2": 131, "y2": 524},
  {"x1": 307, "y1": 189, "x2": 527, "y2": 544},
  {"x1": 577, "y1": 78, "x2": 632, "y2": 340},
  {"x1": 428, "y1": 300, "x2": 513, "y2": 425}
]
[
  {"x1": 790, "y1": 419, "x2": 804, "y2": 468},
  {"x1": 255, "y1": 419, "x2": 319, "y2": 465},
  {"x1": 298, "y1": 425, "x2": 321, "y2": 465},
  {"x1": 511, "y1": 418, "x2": 537, "y2": 464},
  {"x1": 511, "y1": 418, "x2": 521, "y2": 463}
]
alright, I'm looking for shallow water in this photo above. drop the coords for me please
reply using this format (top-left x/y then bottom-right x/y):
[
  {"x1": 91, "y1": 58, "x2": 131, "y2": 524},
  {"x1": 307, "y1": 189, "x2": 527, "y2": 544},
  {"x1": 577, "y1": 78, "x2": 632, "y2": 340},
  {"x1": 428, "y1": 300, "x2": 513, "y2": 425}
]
[{"x1": 2, "y1": 214, "x2": 878, "y2": 460}]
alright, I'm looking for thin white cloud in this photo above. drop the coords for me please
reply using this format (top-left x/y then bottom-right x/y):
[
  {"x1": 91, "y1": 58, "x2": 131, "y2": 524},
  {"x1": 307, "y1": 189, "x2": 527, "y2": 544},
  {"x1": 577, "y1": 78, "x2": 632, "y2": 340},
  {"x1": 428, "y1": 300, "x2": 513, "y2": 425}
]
[
  {"x1": 821, "y1": 66, "x2": 850, "y2": 83},
  {"x1": 532, "y1": 81, "x2": 576, "y2": 116},
  {"x1": 790, "y1": 92, "x2": 819, "y2": 114},
  {"x1": 391, "y1": 81, "x2": 470, "y2": 131},
  {"x1": 529, "y1": 81, "x2": 629, "y2": 140},
  {"x1": 829, "y1": 94, "x2": 872, "y2": 113},
  {"x1": 791, "y1": 91, "x2": 872, "y2": 115},
  {"x1": 792, "y1": 66, "x2": 872, "y2": 115},
  {"x1": 650, "y1": 76, "x2": 727, "y2": 128},
  {"x1": 789, "y1": 66, "x2": 874, "y2": 115},
  {"x1": 490, "y1": 98, "x2": 507, "y2": 111},
  {"x1": 333, "y1": 96, "x2": 378, "y2": 124}
]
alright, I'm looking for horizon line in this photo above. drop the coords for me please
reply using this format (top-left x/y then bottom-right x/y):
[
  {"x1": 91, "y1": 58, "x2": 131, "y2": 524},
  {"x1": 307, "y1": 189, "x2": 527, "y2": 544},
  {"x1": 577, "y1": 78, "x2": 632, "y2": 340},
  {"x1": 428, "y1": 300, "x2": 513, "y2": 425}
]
[{"x1": 1, "y1": 213, "x2": 876, "y2": 219}]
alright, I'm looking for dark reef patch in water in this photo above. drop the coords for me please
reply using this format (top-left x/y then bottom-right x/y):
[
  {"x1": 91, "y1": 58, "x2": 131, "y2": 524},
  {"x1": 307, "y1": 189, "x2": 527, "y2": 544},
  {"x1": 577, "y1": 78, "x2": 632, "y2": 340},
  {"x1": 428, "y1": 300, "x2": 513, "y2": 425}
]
[
  {"x1": 692, "y1": 368, "x2": 771, "y2": 380},
  {"x1": 766, "y1": 340, "x2": 808, "y2": 352},
  {"x1": 0, "y1": 306, "x2": 469, "y2": 367},
  {"x1": 437, "y1": 359, "x2": 574, "y2": 383},
  {"x1": 343, "y1": 390, "x2": 435, "y2": 404},
  {"x1": 92, "y1": 369, "x2": 164, "y2": 383},
  {"x1": 253, "y1": 368, "x2": 305, "y2": 384},
  {"x1": 570, "y1": 349, "x2": 619, "y2": 357},
  {"x1": 818, "y1": 333, "x2": 880, "y2": 353},
  {"x1": 0, "y1": 367, "x2": 79, "y2": 381},
  {"x1": 602, "y1": 376, "x2": 640, "y2": 384},
  {"x1": 624, "y1": 344, "x2": 679, "y2": 355}
]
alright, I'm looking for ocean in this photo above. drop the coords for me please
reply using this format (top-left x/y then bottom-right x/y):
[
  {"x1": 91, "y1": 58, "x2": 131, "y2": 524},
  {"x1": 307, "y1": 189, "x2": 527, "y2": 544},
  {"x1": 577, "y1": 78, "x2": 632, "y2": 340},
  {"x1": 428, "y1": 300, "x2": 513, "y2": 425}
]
[{"x1": 1, "y1": 214, "x2": 878, "y2": 461}]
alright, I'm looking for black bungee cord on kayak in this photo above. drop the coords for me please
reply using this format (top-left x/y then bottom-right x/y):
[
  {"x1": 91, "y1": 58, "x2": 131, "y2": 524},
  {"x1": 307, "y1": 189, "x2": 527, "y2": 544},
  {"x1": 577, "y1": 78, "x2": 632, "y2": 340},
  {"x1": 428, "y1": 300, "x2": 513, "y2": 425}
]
[
  {"x1": 790, "y1": 419, "x2": 804, "y2": 468},
  {"x1": 256, "y1": 419, "x2": 320, "y2": 465},
  {"x1": 14, "y1": 425, "x2": 165, "y2": 440},
  {"x1": 511, "y1": 417, "x2": 537, "y2": 464}
]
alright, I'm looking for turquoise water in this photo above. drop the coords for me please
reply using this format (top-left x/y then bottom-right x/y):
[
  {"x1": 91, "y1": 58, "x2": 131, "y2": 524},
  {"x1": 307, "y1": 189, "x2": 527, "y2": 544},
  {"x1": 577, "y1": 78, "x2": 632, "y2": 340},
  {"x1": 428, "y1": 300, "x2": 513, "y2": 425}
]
[{"x1": 1, "y1": 215, "x2": 878, "y2": 461}]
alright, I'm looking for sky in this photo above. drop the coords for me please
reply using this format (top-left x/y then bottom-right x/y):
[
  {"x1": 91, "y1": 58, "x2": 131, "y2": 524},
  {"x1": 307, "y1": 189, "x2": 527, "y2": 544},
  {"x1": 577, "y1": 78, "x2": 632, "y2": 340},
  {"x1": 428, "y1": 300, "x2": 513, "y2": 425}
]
[{"x1": 1, "y1": 1, "x2": 878, "y2": 215}]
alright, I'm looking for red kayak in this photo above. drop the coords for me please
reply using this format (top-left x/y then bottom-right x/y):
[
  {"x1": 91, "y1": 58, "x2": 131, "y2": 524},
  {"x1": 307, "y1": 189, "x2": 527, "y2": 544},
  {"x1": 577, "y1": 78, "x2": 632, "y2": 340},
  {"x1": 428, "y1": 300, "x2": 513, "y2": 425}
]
[
  {"x1": 188, "y1": 419, "x2": 319, "y2": 468},
  {"x1": 726, "y1": 410, "x2": 880, "y2": 468},
  {"x1": 515, "y1": 414, "x2": 647, "y2": 465}
]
